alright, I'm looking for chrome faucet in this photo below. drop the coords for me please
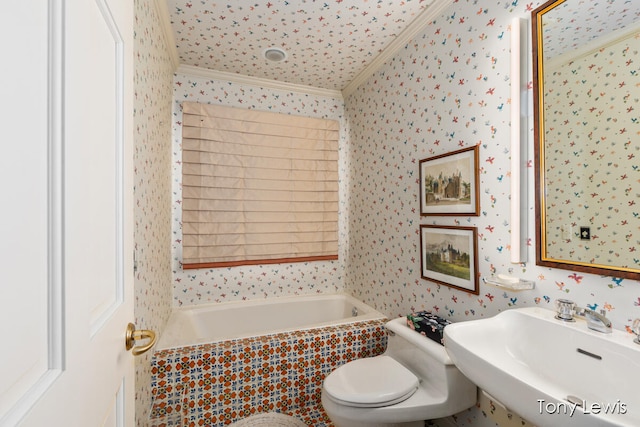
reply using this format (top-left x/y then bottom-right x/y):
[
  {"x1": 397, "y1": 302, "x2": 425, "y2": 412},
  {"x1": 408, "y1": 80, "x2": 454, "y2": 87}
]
[
  {"x1": 633, "y1": 319, "x2": 640, "y2": 345},
  {"x1": 555, "y1": 298, "x2": 577, "y2": 322},
  {"x1": 555, "y1": 299, "x2": 612, "y2": 334},
  {"x1": 577, "y1": 307, "x2": 612, "y2": 334}
]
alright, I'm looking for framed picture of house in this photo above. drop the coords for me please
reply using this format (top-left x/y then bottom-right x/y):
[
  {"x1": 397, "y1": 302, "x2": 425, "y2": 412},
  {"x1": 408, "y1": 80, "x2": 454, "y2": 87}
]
[
  {"x1": 420, "y1": 225, "x2": 479, "y2": 294},
  {"x1": 419, "y1": 145, "x2": 479, "y2": 216}
]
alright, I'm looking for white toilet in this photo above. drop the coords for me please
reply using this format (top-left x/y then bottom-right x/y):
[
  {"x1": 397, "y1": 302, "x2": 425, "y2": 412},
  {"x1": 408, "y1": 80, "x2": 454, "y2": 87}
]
[{"x1": 321, "y1": 317, "x2": 477, "y2": 427}]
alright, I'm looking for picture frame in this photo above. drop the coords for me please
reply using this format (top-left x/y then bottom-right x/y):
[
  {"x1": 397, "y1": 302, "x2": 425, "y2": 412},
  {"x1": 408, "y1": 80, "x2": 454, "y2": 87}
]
[
  {"x1": 420, "y1": 225, "x2": 479, "y2": 294},
  {"x1": 419, "y1": 145, "x2": 480, "y2": 216}
]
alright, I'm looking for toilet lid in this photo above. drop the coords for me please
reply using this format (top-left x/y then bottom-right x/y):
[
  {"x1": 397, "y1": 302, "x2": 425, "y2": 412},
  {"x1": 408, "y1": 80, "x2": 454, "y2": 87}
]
[{"x1": 323, "y1": 356, "x2": 419, "y2": 407}]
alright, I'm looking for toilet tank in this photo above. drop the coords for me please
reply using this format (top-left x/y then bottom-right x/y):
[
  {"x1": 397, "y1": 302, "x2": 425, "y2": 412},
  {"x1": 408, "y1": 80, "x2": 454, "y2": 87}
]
[{"x1": 384, "y1": 317, "x2": 474, "y2": 401}]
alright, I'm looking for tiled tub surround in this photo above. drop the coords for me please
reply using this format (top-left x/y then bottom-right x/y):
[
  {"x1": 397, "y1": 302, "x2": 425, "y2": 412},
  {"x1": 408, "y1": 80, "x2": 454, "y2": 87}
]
[
  {"x1": 149, "y1": 320, "x2": 388, "y2": 426},
  {"x1": 149, "y1": 319, "x2": 387, "y2": 426}
]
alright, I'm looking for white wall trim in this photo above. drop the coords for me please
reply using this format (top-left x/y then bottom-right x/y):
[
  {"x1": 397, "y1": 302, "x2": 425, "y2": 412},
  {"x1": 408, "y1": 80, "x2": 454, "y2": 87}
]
[
  {"x1": 153, "y1": 0, "x2": 179, "y2": 71},
  {"x1": 176, "y1": 64, "x2": 344, "y2": 99},
  {"x1": 341, "y1": 0, "x2": 454, "y2": 97}
]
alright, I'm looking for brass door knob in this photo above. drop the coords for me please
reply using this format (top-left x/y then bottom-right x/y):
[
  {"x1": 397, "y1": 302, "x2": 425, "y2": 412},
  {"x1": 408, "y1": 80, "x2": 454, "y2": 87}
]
[{"x1": 125, "y1": 323, "x2": 157, "y2": 356}]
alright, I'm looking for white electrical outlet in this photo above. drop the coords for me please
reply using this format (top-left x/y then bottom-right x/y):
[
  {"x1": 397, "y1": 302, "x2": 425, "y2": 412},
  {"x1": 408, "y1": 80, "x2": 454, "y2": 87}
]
[{"x1": 561, "y1": 224, "x2": 572, "y2": 240}]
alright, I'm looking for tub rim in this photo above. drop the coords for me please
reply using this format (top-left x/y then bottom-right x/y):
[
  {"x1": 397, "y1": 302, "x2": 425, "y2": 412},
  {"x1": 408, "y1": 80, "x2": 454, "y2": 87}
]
[{"x1": 157, "y1": 293, "x2": 386, "y2": 350}]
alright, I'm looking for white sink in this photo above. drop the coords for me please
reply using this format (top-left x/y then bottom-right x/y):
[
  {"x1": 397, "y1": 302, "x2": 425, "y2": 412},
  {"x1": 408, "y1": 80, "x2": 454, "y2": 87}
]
[{"x1": 443, "y1": 307, "x2": 640, "y2": 427}]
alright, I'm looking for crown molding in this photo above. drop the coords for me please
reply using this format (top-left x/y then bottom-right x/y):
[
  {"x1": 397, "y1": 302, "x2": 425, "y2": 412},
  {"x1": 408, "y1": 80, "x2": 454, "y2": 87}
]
[
  {"x1": 341, "y1": 0, "x2": 454, "y2": 97},
  {"x1": 176, "y1": 64, "x2": 344, "y2": 99},
  {"x1": 153, "y1": 0, "x2": 179, "y2": 71}
]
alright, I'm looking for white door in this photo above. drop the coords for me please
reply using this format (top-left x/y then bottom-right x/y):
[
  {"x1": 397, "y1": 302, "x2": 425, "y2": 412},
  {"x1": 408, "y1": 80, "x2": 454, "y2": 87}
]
[{"x1": 0, "y1": 0, "x2": 137, "y2": 425}]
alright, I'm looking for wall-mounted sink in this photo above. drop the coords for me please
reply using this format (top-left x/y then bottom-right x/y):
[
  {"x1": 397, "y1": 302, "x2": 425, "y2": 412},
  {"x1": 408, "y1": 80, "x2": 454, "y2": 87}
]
[{"x1": 443, "y1": 307, "x2": 640, "y2": 426}]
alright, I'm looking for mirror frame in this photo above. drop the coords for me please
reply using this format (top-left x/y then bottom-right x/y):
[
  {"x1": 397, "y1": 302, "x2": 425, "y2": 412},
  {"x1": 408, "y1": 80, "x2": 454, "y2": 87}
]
[{"x1": 532, "y1": 0, "x2": 640, "y2": 280}]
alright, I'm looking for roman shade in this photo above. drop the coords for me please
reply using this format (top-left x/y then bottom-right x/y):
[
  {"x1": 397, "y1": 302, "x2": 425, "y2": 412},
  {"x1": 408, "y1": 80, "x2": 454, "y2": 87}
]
[{"x1": 181, "y1": 102, "x2": 339, "y2": 269}]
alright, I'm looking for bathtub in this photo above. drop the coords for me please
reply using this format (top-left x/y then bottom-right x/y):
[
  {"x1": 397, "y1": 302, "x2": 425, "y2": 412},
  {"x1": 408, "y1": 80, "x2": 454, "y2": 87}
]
[
  {"x1": 149, "y1": 294, "x2": 388, "y2": 426},
  {"x1": 157, "y1": 293, "x2": 385, "y2": 350}
]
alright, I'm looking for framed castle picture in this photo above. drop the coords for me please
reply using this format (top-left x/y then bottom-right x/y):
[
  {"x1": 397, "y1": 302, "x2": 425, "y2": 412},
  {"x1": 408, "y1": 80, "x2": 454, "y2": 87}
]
[
  {"x1": 419, "y1": 146, "x2": 479, "y2": 216},
  {"x1": 420, "y1": 225, "x2": 479, "y2": 294}
]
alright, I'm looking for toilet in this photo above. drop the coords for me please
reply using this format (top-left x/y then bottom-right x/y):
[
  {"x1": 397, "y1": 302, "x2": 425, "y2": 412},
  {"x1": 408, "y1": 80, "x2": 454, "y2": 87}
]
[{"x1": 321, "y1": 317, "x2": 477, "y2": 427}]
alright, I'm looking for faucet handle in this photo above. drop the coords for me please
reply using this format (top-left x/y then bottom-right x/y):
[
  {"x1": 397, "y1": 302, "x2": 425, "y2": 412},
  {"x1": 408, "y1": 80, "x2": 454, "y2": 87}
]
[
  {"x1": 633, "y1": 319, "x2": 640, "y2": 344},
  {"x1": 555, "y1": 298, "x2": 576, "y2": 322}
]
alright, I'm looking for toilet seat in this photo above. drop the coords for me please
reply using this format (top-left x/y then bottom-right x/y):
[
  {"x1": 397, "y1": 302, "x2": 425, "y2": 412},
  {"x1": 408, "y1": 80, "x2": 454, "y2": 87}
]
[{"x1": 323, "y1": 355, "x2": 419, "y2": 408}]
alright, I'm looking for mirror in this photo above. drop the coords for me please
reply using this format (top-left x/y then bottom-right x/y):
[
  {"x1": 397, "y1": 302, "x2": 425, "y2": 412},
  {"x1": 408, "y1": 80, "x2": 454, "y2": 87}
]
[{"x1": 532, "y1": 0, "x2": 640, "y2": 279}]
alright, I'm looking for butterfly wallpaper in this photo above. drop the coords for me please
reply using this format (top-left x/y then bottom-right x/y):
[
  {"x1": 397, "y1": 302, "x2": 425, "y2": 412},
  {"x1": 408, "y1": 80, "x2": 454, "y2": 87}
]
[
  {"x1": 166, "y1": 1, "x2": 640, "y2": 332},
  {"x1": 542, "y1": 35, "x2": 640, "y2": 269},
  {"x1": 127, "y1": 0, "x2": 640, "y2": 425}
]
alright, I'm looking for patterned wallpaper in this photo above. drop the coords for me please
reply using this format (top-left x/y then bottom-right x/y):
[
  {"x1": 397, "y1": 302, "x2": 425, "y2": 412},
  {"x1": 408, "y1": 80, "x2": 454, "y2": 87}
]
[
  {"x1": 171, "y1": 78, "x2": 347, "y2": 306},
  {"x1": 540, "y1": 0, "x2": 640, "y2": 61},
  {"x1": 163, "y1": 1, "x2": 640, "y2": 426},
  {"x1": 165, "y1": 0, "x2": 430, "y2": 90},
  {"x1": 343, "y1": 0, "x2": 640, "y2": 425},
  {"x1": 133, "y1": 0, "x2": 175, "y2": 424},
  {"x1": 344, "y1": 0, "x2": 640, "y2": 335},
  {"x1": 543, "y1": 34, "x2": 640, "y2": 269}
]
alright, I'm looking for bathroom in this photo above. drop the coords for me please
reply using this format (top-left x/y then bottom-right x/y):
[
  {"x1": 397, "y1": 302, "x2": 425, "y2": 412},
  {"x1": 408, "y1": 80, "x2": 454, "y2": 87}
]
[
  {"x1": 133, "y1": 0, "x2": 640, "y2": 425},
  {"x1": 5, "y1": 0, "x2": 638, "y2": 425},
  {"x1": 136, "y1": 0, "x2": 640, "y2": 424}
]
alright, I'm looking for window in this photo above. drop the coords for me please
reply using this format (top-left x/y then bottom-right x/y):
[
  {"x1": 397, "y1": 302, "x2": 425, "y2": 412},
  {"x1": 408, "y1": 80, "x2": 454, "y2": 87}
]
[{"x1": 181, "y1": 102, "x2": 339, "y2": 269}]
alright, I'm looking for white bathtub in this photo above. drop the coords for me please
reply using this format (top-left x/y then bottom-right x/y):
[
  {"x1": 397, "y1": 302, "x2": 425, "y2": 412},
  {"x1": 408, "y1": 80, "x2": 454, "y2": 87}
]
[{"x1": 156, "y1": 293, "x2": 386, "y2": 350}]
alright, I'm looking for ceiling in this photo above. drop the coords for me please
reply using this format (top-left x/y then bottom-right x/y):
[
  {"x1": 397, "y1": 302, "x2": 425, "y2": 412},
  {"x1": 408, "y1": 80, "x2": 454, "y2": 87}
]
[
  {"x1": 160, "y1": 0, "x2": 452, "y2": 96},
  {"x1": 539, "y1": 0, "x2": 640, "y2": 61}
]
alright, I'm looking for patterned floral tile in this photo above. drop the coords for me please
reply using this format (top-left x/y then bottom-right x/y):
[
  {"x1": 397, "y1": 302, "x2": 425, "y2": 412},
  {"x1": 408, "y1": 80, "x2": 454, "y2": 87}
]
[
  {"x1": 149, "y1": 320, "x2": 386, "y2": 426},
  {"x1": 290, "y1": 404, "x2": 334, "y2": 427}
]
